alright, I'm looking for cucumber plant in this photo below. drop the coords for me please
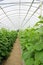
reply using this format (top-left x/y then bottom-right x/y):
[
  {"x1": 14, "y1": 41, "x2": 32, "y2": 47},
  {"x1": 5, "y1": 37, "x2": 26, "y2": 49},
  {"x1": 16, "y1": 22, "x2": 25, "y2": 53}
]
[{"x1": 19, "y1": 16, "x2": 43, "y2": 65}]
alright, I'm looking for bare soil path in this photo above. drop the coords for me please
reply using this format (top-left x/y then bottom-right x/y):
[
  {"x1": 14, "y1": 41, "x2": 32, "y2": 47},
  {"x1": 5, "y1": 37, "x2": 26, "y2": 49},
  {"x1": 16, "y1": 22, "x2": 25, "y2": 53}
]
[{"x1": 3, "y1": 38, "x2": 23, "y2": 65}]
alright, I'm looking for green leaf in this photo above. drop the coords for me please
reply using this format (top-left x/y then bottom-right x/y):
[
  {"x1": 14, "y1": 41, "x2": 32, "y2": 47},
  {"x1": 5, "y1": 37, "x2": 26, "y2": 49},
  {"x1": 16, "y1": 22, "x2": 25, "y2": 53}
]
[
  {"x1": 35, "y1": 51, "x2": 43, "y2": 63},
  {"x1": 25, "y1": 58, "x2": 34, "y2": 65},
  {"x1": 35, "y1": 43, "x2": 43, "y2": 51}
]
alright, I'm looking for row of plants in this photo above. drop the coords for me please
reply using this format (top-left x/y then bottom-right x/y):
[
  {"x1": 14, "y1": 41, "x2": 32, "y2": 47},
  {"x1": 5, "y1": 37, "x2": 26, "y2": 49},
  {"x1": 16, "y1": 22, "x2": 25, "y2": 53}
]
[
  {"x1": 19, "y1": 16, "x2": 43, "y2": 65},
  {"x1": 0, "y1": 28, "x2": 17, "y2": 64}
]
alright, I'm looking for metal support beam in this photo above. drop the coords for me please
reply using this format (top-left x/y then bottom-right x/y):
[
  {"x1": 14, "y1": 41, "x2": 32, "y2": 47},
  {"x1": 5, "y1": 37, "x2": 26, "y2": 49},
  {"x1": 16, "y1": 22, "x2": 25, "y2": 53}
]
[
  {"x1": 22, "y1": 5, "x2": 41, "y2": 28},
  {"x1": 0, "y1": 2, "x2": 40, "y2": 5},
  {"x1": 21, "y1": 0, "x2": 34, "y2": 27},
  {"x1": 0, "y1": 6, "x2": 15, "y2": 28}
]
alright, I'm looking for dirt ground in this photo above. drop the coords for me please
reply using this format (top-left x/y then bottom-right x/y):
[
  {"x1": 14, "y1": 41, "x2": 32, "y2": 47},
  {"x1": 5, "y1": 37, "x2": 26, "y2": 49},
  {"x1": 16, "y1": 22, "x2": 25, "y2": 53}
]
[{"x1": 3, "y1": 38, "x2": 23, "y2": 65}]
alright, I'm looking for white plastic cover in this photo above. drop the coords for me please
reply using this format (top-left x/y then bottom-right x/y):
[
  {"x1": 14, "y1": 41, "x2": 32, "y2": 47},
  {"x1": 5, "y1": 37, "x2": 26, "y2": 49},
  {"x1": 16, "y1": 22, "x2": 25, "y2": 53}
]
[{"x1": 0, "y1": 0, "x2": 43, "y2": 30}]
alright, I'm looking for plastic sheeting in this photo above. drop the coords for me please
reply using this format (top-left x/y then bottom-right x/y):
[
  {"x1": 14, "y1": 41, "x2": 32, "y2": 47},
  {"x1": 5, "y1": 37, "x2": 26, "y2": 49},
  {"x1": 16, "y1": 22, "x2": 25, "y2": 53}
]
[{"x1": 0, "y1": 0, "x2": 43, "y2": 30}]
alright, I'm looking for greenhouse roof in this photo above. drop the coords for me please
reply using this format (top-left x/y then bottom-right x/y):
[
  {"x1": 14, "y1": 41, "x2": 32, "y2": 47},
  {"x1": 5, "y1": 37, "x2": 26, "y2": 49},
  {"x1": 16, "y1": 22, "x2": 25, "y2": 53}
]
[{"x1": 0, "y1": 0, "x2": 43, "y2": 30}]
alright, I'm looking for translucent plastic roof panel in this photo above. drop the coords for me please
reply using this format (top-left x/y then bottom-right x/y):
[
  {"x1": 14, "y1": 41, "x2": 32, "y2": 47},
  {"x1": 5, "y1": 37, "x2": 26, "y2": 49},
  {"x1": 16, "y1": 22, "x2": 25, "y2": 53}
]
[{"x1": 0, "y1": 0, "x2": 43, "y2": 30}]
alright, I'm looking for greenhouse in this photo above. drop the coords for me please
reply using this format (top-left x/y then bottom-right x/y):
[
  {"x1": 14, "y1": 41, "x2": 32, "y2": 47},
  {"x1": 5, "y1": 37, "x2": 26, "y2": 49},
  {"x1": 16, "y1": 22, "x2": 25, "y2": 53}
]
[{"x1": 0, "y1": 0, "x2": 43, "y2": 65}]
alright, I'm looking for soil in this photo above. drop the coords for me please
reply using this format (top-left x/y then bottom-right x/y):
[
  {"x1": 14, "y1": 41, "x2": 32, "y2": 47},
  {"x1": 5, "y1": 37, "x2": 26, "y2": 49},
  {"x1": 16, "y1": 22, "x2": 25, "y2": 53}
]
[{"x1": 3, "y1": 38, "x2": 23, "y2": 65}]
